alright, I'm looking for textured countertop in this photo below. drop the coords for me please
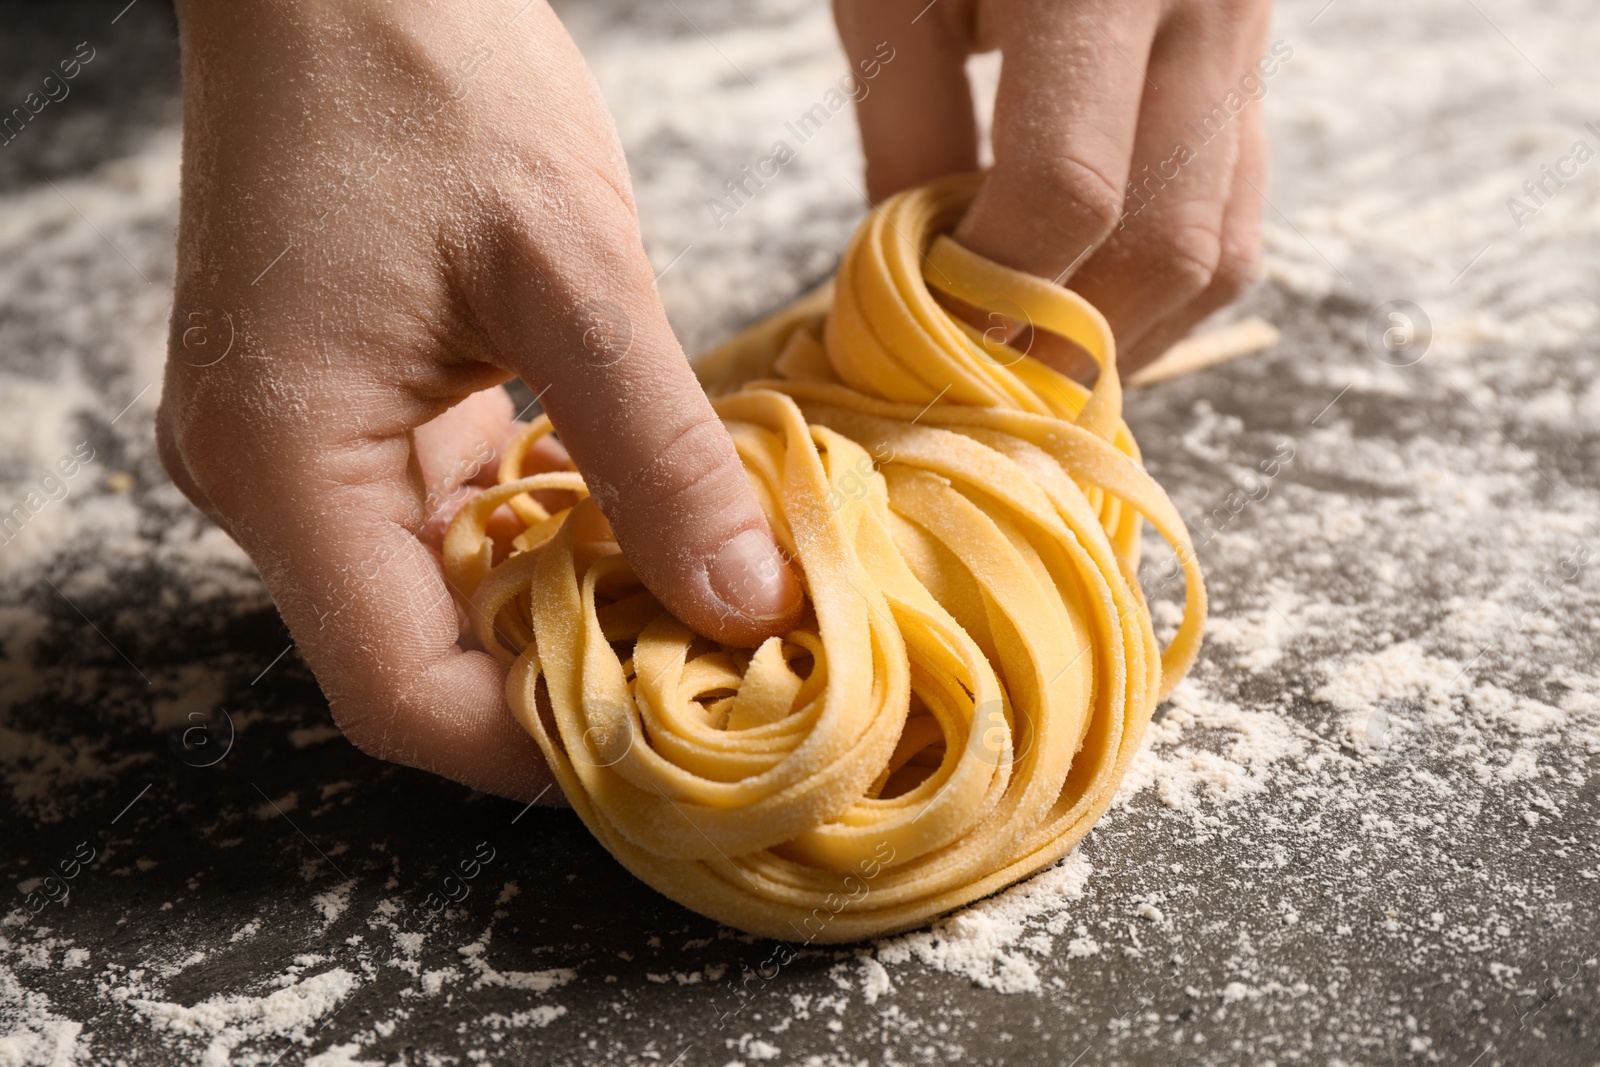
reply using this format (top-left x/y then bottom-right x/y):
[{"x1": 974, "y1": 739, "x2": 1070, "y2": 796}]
[{"x1": 2, "y1": 1, "x2": 1597, "y2": 1064}]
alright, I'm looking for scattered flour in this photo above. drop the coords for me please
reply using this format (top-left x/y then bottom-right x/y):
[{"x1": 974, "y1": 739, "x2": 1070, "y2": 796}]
[
  {"x1": 125, "y1": 967, "x2": 357, "y2": 1066},
  {"x1": 419, "y1": 968, "x2": 459, "y2": 996},
  {"x1": 475, "y1": 1005, "x2": 567, "y2": 1030},
  {"x1": 2, "y1": 0, "x2": 1598, "y2": 1063},
  {"x1": 855, "y1": 958, "x2": 892, "y2": 1005},
  {"x1": 312, "y1": 882, "x2": 355, "y2": 930},
  {"x1": 457, "y1": 937, "x2": 576, "y2": 993},
  {"x1": 873, "y1": 853, "x2": 1094, "y2": 994},
  {"x1": 302, "y1": 1044, "x2": 385, "y2": 1067},
  {"x1": 0, "y1": 965, "x2": 86, "y2": 1067},
  {"x1": 1119, "y1": 679, "x2": 1306, "y2": 812}
]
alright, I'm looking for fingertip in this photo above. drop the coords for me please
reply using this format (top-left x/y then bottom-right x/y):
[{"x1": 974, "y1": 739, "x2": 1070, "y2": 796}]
[{"x1": 705, "y1": 527, "x2": 806, "y2": 645}]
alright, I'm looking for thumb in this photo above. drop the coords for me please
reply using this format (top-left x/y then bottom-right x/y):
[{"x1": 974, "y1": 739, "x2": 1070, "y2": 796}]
[{"x1": 467, "y1": 194, "x2": 804, "y2": 647}]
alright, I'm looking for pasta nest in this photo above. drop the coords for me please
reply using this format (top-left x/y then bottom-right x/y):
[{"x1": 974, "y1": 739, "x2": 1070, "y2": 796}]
[{"x1": 444, "y1": 173, "x2": 1206, "y2": 943}]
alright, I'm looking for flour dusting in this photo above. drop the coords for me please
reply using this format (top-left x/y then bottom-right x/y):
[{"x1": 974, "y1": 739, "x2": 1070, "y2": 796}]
[{"x1": 2, "y1": 0, "x2": 1598, "y2": 1063}]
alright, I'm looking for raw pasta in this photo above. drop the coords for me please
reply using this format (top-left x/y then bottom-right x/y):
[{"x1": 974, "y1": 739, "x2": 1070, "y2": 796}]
[{"x1": 443, "y1": 173, "x2": 1206, "y2": 943}]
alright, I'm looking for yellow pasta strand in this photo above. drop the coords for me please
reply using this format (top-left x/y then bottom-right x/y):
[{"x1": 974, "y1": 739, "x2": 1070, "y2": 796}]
[{"x1": 443, "y1": 173, "x2": 1206, "y2": 943}]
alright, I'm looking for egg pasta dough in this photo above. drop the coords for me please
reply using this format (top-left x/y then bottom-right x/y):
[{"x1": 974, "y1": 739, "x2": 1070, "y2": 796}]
[{"x1": 444, "y1": 173, "x2": 1206, "y2": 943}]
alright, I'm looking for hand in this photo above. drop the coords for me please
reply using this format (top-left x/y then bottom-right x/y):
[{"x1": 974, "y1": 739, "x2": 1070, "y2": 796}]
[
  {"x1": 156, "y1": 0, "x2": 802, "y2": 800},
  {"x1": 833, "y1": 0, "x2": 1274, "y2": 374}
]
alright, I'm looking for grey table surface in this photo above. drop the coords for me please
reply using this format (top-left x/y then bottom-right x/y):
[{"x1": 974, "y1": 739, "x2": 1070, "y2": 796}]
[{"x1": 2, "y1": 1, "x2": 1597, "y2": 1065}]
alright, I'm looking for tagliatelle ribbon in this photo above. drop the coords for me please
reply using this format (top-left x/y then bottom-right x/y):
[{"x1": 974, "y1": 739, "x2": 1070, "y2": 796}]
[{"x1": 443, "y1": 173, "x2": 1206, "y2": 943}]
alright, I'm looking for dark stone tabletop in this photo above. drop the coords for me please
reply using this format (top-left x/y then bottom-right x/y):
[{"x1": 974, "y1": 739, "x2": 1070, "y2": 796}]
[{"x1": 2, "y1": 1, "x2": 1596, "y2": 1064}]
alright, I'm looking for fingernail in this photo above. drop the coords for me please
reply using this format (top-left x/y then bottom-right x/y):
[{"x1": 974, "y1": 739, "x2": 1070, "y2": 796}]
[{"x1": 708, "y1": 529, "x2": 800, "y2": 622}]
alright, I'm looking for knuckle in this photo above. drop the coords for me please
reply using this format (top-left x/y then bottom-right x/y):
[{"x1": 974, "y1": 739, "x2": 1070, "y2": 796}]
[
  {"x1": 328, "y1": 689, "x2": 404, "y2": 764},
  {"x1": 154, "y1": 397, "x2": 218, "y2": 504},
  {"x1": 619, "y1": 419, "x2": 747, "y2": 520},
  {"x1": 154, "y1": 408, "x2": 186, "y2": 484},
  {"x1": 163, "y1": 416, "x2": 232, "y2": 496},
  {"x1": 498, "y1": 154, "x2": 638, "y2": 240},
  {"x1": 1032, "y1": 155, "x2": 1126, "y2": 238},
  {"x1": 1210, "y1": 236, "x2": 1264, "y2": 302},
  {"x1": 1151, "y1": 223, "x2": 1225, "y2": 297}
]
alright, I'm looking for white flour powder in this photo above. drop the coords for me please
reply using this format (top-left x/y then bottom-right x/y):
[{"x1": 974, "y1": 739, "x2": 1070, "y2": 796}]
[{"x1": 3, "y1": 0, "x2": 1598, "y2": 1062}]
